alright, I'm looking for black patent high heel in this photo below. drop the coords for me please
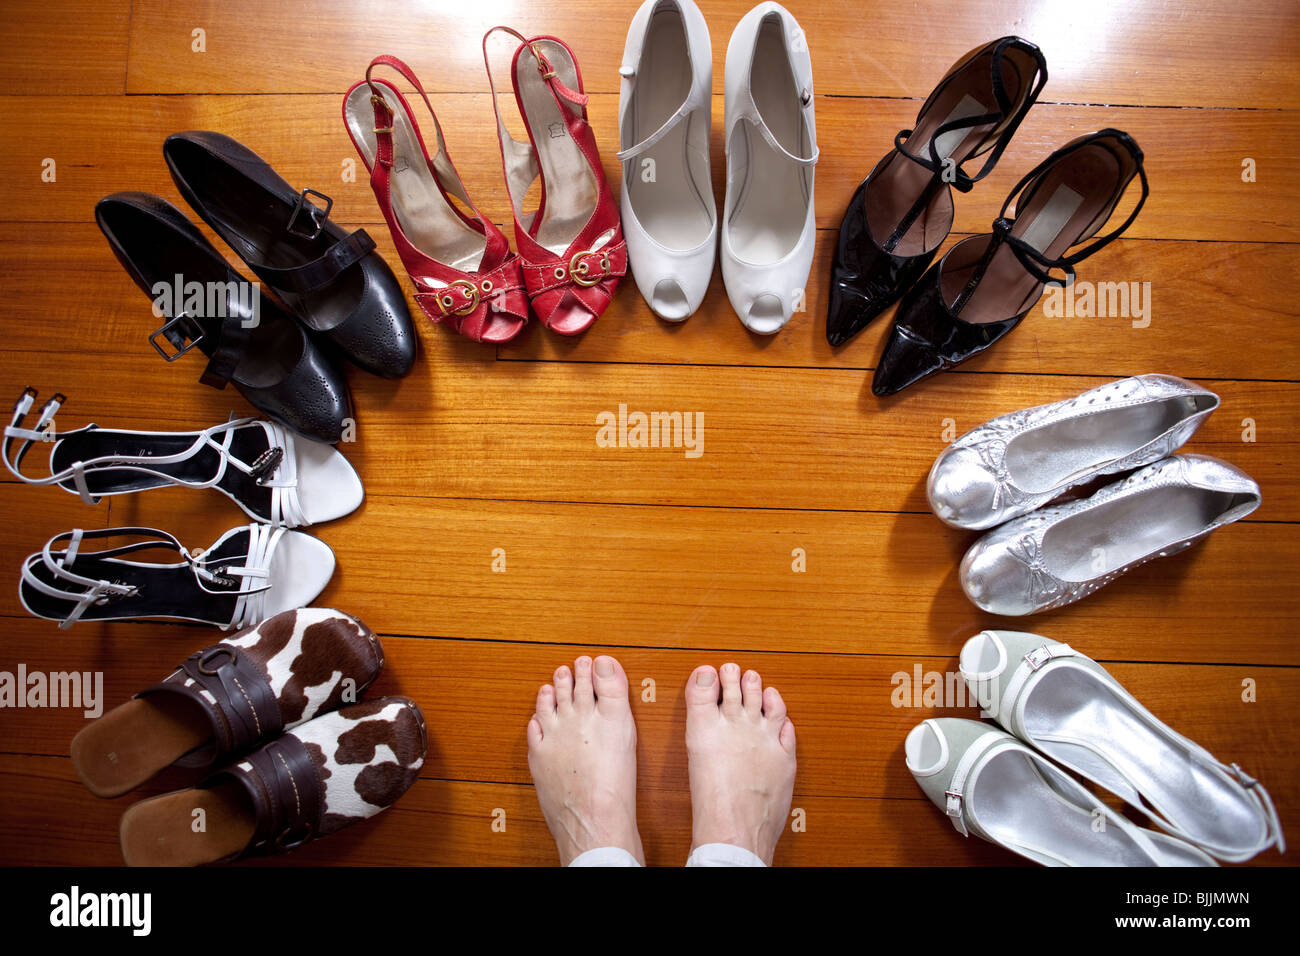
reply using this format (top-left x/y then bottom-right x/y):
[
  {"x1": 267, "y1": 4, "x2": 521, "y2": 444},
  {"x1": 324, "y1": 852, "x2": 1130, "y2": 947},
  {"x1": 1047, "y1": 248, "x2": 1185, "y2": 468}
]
[
  {"x1": 827, "y1": 36, "x2": 1047, "y2": 347},
  {"x1": 873, "y1": 128, "x2": 1149, "y2": 396}
]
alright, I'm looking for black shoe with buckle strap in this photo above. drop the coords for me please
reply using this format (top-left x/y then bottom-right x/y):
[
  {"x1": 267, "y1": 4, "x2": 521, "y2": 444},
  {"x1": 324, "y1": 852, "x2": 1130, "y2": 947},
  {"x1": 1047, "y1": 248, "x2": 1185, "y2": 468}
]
[
  {"x1": 95, "y1": 192, "x2": 351, "y2": 443},
  {"x1": 163, "y1": 131, "x2": 416, "y2": 378}
]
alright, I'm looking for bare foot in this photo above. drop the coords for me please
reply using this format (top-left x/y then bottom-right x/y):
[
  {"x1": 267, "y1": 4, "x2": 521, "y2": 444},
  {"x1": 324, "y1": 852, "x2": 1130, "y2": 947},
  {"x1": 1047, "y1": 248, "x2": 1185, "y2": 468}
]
[
  {"x1": 527, "y1": 655, "x2": 644, "y2": 865},
  {"x1": 685, "y1": 662, "x2": 797, "y2": 865}
]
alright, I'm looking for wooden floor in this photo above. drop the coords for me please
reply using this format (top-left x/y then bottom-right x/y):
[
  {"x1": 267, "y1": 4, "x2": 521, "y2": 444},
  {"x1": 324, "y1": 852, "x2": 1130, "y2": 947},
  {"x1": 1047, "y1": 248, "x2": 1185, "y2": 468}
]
[{"x1": 0, "y1": 0, "x2": 1297, "y2": 867}]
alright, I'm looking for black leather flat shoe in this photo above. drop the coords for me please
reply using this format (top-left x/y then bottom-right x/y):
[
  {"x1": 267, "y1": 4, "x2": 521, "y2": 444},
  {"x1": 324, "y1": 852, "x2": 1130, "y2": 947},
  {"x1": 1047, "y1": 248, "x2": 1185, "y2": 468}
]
[
  {"x1": 163, "y1": 131, "x2": 416, "y2": 379},
  {"x1": 872, "y1": 129, "x2": 1148, "y2": 396},
  {"x1": 827, "y1": 37, "x2": 1047, "y2": 348},
  {"x1": 95, "y1": 192, "x2": 352, "y2": 443}
]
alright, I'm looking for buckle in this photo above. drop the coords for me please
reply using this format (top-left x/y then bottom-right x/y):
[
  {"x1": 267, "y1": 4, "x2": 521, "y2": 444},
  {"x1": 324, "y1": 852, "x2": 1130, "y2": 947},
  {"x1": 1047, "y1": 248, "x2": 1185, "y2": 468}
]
[
  {"x1": 148, "y1": 314, "x2": 205, "y2": 362},
  {"x1": 197, "y1": 645, "x2": 238, "y2": 675},
  {"x1": 529, "y1": 43, "x2": 556, "y2": 80},
  {"x1": 94, "y1": 581, "x2": 138, "y2": 606},
  {"x1": 276, "y1": 822, "x2": 314, "y2": 850},
  {"x1": 286, "y1": 187, "x2": 333, "y2": 241},
  {"x1": 569, "y1": 250, "x2": 611, "y2": 288},
  {"x1": 249, "y1": 446, "x2": 284, "y2": 485},
  {"x1": 944, "y1": 789, "x2": 963, "y2": 816},
  {"x1": 1024, "y1": 645, "x2": 1053, "y2": 671},
  {"x1": 436, "y1": 279, "x2": 480, "y2": 317}
]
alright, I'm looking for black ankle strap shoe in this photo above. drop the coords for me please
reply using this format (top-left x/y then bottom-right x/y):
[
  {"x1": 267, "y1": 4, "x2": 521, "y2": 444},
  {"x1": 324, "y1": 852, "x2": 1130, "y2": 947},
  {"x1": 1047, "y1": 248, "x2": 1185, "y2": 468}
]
[
  {"x1": 872, "y1": 128, "x2": 1148, "y2": 397},
  {"x1": 827, "y1": 36, "x2": 1047, "y2": 348}
]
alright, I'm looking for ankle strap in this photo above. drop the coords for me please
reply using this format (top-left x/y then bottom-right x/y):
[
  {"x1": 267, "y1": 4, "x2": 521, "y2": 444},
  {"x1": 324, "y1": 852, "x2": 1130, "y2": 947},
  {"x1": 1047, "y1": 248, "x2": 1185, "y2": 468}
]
[
  {"x1": 482, "y1": 27, "x2": 588, "y2": 225},
  {"x1": 895, "y1": 36, "x2": 1048, "y2": 195},
  {"x1": 990, "y1": 129, "x2": 1148, "y2": 289},
  {"x1": 364, "y1": 55, "x2": 482, "y2": 216}
]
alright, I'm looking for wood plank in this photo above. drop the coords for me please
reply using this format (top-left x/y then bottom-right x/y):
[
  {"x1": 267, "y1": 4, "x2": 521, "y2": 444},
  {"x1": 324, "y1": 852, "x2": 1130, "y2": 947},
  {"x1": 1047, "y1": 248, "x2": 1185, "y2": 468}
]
[
  {"x1": 5, "y1": 223, "x2": 1298, "y2": 381},
  {"x1": 0, "y1": 0, "x2": 130, "y2": 94},
  {"x1": 0, "y1": 754, "x2": 1037, "y2": 866},
  {"x1": 2, "y1": 627, "x2": 1296, "y2": 811},
  {"x1": 0, "y1": 752, "x2": 1290, "y2": 866},
  {"x1": 1, "y1": 488, "x2": 1294, "y2": 665},
  {"x1": 122, "y1": 0, "x2": 1300, "y2": 110},
  {"x1": 0, "y1": 95, "x2": 1294, "y2": 242},
  {"x1": 1, "y1": 354, "x2": 1294, "y2": 521}
]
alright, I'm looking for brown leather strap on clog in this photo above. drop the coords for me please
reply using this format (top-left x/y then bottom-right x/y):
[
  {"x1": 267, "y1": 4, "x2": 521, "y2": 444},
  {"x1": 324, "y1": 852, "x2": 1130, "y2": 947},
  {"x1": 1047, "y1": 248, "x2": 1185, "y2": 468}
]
[
  {"x1": 138, "y1": 643, "x2": 283, "y2": 768},
  {"x1": 217, "y1": 734, "x2": 322, "y2": 856}
]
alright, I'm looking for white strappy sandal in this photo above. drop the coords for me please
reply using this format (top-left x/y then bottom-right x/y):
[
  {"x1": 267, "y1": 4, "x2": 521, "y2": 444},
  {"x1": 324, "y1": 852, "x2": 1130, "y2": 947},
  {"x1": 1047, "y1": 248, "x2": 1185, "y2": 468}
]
[
  {"x1": 721, "y1": 2, "x2": 818, "y2": 334},
  {"x1": 19, "y1": 525, "x2": 335, "y2": 630},
  {"x1": 4, "y1": 388, "x2": 362, "y2": 528},
  {"x1": 960, "y1": 630, "x2": 1285, "y2": 862},
  {"x1": 906, "y1": 717, "x2": 1218, "y2": 866}
]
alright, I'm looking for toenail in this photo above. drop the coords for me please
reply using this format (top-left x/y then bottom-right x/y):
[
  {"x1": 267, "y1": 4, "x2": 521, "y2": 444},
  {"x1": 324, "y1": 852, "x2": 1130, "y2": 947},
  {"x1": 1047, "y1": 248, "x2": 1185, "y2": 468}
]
[
  {"x1": 577, "y1": 657, "x2": 591, "y2": 671},
  {"x1": 595, "y1": 657, "x2": 614, "y2": 677},
  {"x1": 696, "y1": 670, "x2": 715, "y2": 686}
]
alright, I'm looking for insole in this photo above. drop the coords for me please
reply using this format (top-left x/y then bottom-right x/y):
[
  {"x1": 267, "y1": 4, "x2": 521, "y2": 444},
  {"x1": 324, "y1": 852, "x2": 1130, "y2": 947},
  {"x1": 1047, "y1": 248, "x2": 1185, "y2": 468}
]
[
  {"x1": 1003, "y1": 396, "x2": 1203, "y2": 493},
  {"x1": 949, "y1": 147, "x2": 1121, "y2": 324},
  {"x1": 514, "y1": 41, "x2": 599, "y2": 256},
  {"x1": 119, "y1": 781, "x2": 256, "y2": 867},
  {"x1": 1042, "y1": 484, "x2": 1234, "y2": 581},
  {"x1": 21, "y1": 532, "x2": 249, "y2": 624},
  {"x1": 729, "y1": 16, "x2": 811, "y2": 263},
  {"x1": 344, "y1": 81, "x2": 486, "y2": 274},
  {"x1": 625, "y1": 7, "x2": 712, "y2": 251},
  {"x1": 50, "y1": 427, "x2": 274, "y2": 520},
  {"x1": 973, "y1": 750, "x2": 1155, "y2": 866},
  {"x1": 865, "y1": 50, "x2": 1024, "y2": 257},
  {"x1": 71, "y1": 695, "x2": 212, "y2": 798},
  {"x1": 1025, "y1": 669, "x2": 1264, "y2": 849}
]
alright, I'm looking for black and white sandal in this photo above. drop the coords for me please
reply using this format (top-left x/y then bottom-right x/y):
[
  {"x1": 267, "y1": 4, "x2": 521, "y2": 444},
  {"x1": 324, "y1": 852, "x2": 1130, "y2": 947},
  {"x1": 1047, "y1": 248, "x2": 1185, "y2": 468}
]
[
  {"x1": 4, "y1": 388, "x2": 363, "y2": 528},
  {"x1": 19, "y1": 525, "x2": 335, "y2": 629}
]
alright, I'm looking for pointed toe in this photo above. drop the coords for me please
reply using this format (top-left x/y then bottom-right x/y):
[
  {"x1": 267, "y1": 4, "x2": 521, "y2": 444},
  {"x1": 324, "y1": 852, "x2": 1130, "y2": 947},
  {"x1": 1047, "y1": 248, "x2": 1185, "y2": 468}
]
[{"x1": 873, "y1": 323, "x2": 942, "y2": 397}]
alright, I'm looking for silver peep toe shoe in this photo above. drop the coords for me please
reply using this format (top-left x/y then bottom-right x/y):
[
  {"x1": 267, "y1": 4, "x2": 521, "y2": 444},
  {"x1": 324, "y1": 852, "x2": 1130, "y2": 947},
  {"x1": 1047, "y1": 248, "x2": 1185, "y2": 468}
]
[
  {"x1": 960, "y1": 454, "x2": 1260, "y2": 616},
  {"x1": 928, "y1": 374, "x2": 1219, "y2": 530}
]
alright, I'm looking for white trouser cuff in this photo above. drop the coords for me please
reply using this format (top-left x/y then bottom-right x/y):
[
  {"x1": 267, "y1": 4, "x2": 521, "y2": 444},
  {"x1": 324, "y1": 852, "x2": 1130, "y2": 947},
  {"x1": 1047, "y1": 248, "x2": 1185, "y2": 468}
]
[
  {"x1": 568, "y1": 847, "x2": 643, "y2": 867},
  {"x1": 685, "y1": 843, "x2": 766, "y2": 867}
]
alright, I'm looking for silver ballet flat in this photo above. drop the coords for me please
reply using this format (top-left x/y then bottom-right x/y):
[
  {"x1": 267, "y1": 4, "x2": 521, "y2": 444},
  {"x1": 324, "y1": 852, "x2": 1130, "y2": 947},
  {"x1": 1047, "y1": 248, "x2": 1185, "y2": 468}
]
[
  {"x1": 961, "y1": 454, "x2": 1260, "y2": 616},
  {"x1": 959, "y1": 630, "x2": 1284, "y2": 862},
  {"x1": 928, "y1": 374, "x2": 1219, "y2": 530}
]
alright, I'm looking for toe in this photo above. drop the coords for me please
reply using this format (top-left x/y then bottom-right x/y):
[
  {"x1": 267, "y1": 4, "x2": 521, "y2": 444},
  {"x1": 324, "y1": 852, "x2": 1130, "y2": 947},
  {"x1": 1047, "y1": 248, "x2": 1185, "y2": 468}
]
[
  {"x1": 742, "y1": 670, "x2": 763, "y2": 717},
  {"x1": 685, "y1": 665, "x2": 720, "y2": 709},
  {"x1": 553, "y1": 665, "x2": 574, "y2": 713},
  {"x1": 593, "y1": 655, "x2": 630, "y2": 715},
  {"x1": 779, "y1": 719, "x2": 797, "y2": 754},
  {"x1": 536, "y1": 684, "x2": 558, "y2": 723},
  {"x1": 762, "y1": 685, "x2": 787, "y2": 722},
  {"x1": 572, "y1": 656, "x2": 595, "y2": 711},
  {"x1": 527, "y1": 716, "x2": 544, "y2": 747},
  {"x1": 719, "y1": 662, "x2": 743, "y2": 715}
]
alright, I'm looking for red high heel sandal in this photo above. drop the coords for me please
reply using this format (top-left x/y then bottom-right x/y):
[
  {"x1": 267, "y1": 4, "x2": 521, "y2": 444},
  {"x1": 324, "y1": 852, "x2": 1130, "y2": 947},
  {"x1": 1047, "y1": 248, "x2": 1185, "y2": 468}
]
[
  {"x1": 343, "y1": 55, "x2": 529, "y2": 344},
  {"x1": 482, "y1": 27, "x2": 626, "y2": 335}
]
